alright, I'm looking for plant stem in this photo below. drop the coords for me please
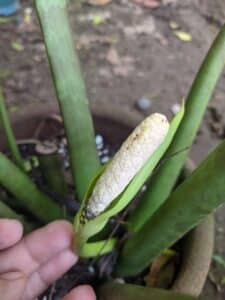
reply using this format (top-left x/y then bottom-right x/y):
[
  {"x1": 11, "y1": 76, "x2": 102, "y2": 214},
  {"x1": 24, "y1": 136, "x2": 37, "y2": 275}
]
[
  {"x1": 128, "y1": 23, "x2": 225, "y2": 232},
  {"x1": 36, "y1": 143, "x2": 68, "y2": 197},
  {"x1": 35, "y1": 0, "x2": 100, "y2": 202},
  {"x1": 39, "y1": 156, "x2": 67, "y2": 196},
  {"x1": 0, "y1": 152, "x2": 64, "y2": 223},
  {"x1": 0, "y1": 200, "x2": 36, "y2": 233},
  {"x1": 80, "y1": 238, "x2": 117, "y2": 258},
  {"x1": 116, "y1": 140, "x2": 225, "y2": 277},
  {"x1": 0, "y1": 87, "x2": 24, "y2": 170}
]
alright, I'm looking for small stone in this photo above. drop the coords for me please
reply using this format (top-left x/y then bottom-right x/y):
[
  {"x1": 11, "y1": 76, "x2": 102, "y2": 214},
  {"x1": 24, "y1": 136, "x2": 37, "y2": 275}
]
[
  {"x1": 96, "y1": 134, "x2": 104, "y2": 149},
  {"x1": 141, "y1": 184, "x2": 147, "y2": 192},
  {"x1": 114, "y1": 278, "x2": 125, "y2": 284},
  {"x1": 136, "y1": 97, "x2": 152, "y2": 111},
  {"x1": 58, "y1": 147, "x2": 65, "y2": 155},
  {"x1": 170, "y1": 103, "x2": 181, "y2": 115},
  {"x1": 102, "y1": 148, "x2": 109, "y2": 155},
  {"x1": 64, "y1": 160, "x2": 70, "y2": 169},
  {"x1": 88, "y1": 265, "x2": 95, "y2": 274},
  {"x1": 101, "y1": 156, "x2": 110, "y2": 164}
]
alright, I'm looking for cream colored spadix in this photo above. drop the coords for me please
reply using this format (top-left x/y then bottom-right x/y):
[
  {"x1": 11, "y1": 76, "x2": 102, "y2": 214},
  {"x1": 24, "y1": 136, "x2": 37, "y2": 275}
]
[{"x1": 85, "y1": 113, "x2": 170, "y2": 219}]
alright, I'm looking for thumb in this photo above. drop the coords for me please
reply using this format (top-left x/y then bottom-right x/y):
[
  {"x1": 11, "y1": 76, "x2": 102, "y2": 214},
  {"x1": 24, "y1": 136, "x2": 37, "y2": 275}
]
[{"x1": 63, "y1": 285, "x2": 96, "y2": 300}]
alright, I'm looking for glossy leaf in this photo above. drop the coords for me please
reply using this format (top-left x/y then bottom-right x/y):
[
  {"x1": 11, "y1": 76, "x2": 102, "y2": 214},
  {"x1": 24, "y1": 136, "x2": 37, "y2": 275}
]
[
  {"x1": 35, "y1": 0, "x2": 100, "y2": 202},
  {"x1": 0, "y1": 152, "x2": 64, "y2": 223}
]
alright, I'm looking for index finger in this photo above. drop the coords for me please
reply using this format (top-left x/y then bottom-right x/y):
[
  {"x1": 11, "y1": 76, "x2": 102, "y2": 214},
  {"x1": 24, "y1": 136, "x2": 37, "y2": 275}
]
[{"x1": 0, "y1": 219, "x2": 23, "y2": 250}]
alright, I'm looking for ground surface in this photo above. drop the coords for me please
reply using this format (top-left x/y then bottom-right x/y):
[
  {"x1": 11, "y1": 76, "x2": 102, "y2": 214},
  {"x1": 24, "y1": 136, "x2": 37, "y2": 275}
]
[{"x1": 1, "y1": 0, "x2": 225, "y2": 299}]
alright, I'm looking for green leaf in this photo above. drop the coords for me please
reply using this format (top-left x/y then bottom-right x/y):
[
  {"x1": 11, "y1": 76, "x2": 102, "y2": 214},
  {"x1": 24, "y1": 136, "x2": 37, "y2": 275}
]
[
  {"x1": 80, "y1": 238, "x2": 117, "y2": 258},
  {"x1": 11, "y1": 41, "x2": 24, "y2": 52},
  {"x1": 98, "y1": 283, "x2": 201, "y2": 300},
  {"x1": 0, "y1": 152, "x2": 64, "y2": 223},
  {"x1": 76, "y1": 104, "x2": 185, "y2": 245},
  {"x1": 35, "y1": 0, "x2": 100, "y2": 202},
  {"x1": 0, "y1": 200, "x2": 36, "y2": 233},
  {"x1": 0, "y1": 87, "x2": 24, "y2": 170},
  {"x1": 213, "y1": 254, "x2": 225, "y2": 269},
  {"x1": 116, "y1": 140, "x2": 225, "y2": 277}
]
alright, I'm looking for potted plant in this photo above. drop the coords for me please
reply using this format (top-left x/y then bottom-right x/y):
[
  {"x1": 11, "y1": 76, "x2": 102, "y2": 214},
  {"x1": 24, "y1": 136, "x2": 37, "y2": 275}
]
[{"x1": 1, "y1": 0, "x2": 225, "y2": 299}]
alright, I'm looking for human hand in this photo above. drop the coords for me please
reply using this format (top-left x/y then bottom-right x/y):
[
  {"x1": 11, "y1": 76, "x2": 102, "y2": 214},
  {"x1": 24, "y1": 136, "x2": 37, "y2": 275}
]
[{"x1": 0, "y1": 219, "x2": 96, "y2": 300}]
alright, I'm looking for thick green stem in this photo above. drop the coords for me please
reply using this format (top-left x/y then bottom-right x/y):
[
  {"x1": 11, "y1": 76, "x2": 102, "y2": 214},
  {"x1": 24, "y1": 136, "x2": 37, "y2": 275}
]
[
  {"x1": 0, "y1": 87, "x2": 24, "y2": 170},
  {"x1": 35, "y1": 0, "x2": 100, "y2": 201},
  {"x1": 117, "y1": 140, "x2": 225, "y2": 277},
  {"x1": 38, "y1": 153, "x2": 68, "y2": 197},
  {"x1": 38, "y1": 152, "x2": 69, "y2": 218},
  {"x1": 0, "y1": 200, "x2": 36, "y2": 233},
  {"x1": 0, "y1": 152, "x2": 64, "y2": 223},
  {"x1": 128, "y1": 23, "x2": 225, "y2": 232}
]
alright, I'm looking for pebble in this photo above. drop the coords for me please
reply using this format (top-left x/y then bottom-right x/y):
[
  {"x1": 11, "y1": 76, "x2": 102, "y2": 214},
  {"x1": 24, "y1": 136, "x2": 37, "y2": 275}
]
[
  {"x1": 88, "y1": 265, "x2": 96, "y2": 275},
  {"x1": 136, "y1": 97, "x2": 152, "y2": 111},
  {"x1": 141, "y1": 184, "x2": 147, "y2": 192},
  {"x1": 96, "y1": 134, "x2": 104, "y2": 150},
  {"x1": 114, "y1": 278, "x2": 125, "y2": 284},
  {"x1": 170, "y1": 103, "x2": 181, "y2": 115},
  {"x1": 64, "y1": 160, "x2": 70, "y2": 169},
  {"x1": 58, "y1": 147, "x2": 66, "y2": 155},
  {"x1": 101, "y1": 156, "x2": 110, "y2": 164}
]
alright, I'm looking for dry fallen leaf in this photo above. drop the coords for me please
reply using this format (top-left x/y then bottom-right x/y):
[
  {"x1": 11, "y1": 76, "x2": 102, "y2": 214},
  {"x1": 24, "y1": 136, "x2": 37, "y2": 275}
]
[
  {"x1": 106, "y1": 47, "x2": 121, "y2": 65},
  {"x1": 11, "y1": 41, "x2": 24, "y2": 52},
  {"x1": 169, "y1": 21, "x2": 179, "y2": 30},
  {"x1": 87, "y1": 0, "x2": 112, "y2": 5},
  {"x1": 173, "y1": 30, "x2": 192, "y2": 42}
]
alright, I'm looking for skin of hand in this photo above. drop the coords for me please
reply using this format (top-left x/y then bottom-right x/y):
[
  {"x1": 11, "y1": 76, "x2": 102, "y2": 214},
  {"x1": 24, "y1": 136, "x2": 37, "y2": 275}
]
[{"x1": 0, "y1": 219, "x2": 96, "y2": 300}]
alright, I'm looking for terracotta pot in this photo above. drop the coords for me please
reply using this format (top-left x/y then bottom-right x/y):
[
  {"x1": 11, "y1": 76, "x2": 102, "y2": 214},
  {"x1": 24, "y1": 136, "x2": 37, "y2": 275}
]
[{"x1": 0, "y1": 102, "x2": 214, "y2": 297}]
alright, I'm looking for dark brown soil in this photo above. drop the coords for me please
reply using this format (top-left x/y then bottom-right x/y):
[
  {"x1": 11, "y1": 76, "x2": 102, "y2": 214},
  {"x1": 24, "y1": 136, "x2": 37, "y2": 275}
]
[{"x1": 1, "y1": 0, "x2": 225, "y2": 298}]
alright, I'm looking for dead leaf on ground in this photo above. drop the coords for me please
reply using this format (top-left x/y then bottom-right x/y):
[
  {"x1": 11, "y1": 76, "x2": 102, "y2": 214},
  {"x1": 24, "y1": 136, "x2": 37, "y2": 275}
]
[
  {"x1": 124, "y1": 17, "x2": 156, "y2": 36},
  {"x1": 114, "y1": 64, "x2": 134, "y2": 77},
  {"x1": 173, "y1": 30, "x2": 192, "y2": 42},
  {"x1": 77, "y1": 34, "x2": 117, "y2": 50},
  {"x1": 133, "y1": 0, "x2": 160, "y2": 8},
  {"x1": 162, "y1": 0, "x2": 178, "y2": 5},
  {"x1": 106, "y1": 48, "x2": 135, "y2": 77},
  {"x1": 106, "y1": 47, "x2": 121, "y2": 65},
  {"x1": 86, "y1": 0, "x2": 112, "y2": 5},
  {"x1": 11, "y1": 41, "x2": 24, "y2": 52},
  {"x1": 169, "y1": 21, "x2": 179, "y2": 30}
]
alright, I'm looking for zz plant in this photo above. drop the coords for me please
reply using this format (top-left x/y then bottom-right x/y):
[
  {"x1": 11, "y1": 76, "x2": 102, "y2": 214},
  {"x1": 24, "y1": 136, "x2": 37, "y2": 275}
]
[{"x1": 0, "y1": 0, "x2": 225, "y2": 299}]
